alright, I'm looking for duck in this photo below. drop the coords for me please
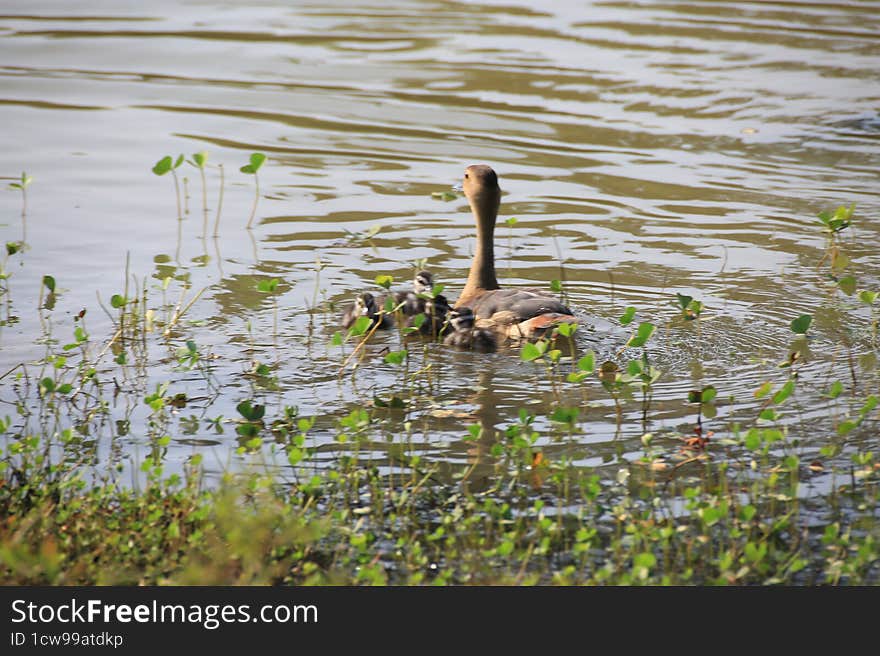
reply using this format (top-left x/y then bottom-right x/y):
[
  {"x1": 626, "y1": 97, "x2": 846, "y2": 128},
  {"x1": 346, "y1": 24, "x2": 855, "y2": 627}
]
[
  {"x1": 455, "y1": 164, "x2": 577, "y2": 341},
  {"x1": 341, "y1": 292, "x2": 393, "y2": 330},
  {"x1": 443, "y1": 307, "x2": 497, "y2": 352},
  {"x1": 397, "y1": 270, "x2": 452, "y2": 338}
]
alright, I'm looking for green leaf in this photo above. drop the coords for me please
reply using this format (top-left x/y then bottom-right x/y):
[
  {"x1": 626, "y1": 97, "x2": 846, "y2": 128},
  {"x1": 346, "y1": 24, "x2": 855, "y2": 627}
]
[
  {"x1": 39, "y1": 377, "x2": 55, "y2": 394},
  {"x1": 827, "y1": 380, "x2": 843, "y2": 399},
  {"x1": 744, "y1": 429, "x2": 761, "y2": 451},
  {"x1": 242, "y1": 152, "x2": 267, "y2": 174},
  {"x1": 701, "y1": 385, "x2": 717, "y2": 404},
  {"x1": 349, "y1": 315, "x2": 372, "y2": 337},
  {"x1": 790, "y1": 314, "x2": 812, "y2": 335},
  {"x1": 384, "y1": 350, "x2": 407, "y2": 365},
  {"x1": 772, "y1": 380, "x2": 795, "y2": 405},
  {"x1": 236, "y1": 401, "x2": 265, "y2": 422},
  {"x1": 550, "y1": 279, "x2": 562, "y2": 293},
  {"x1": 550, "y1": 407, "x2": 579, "y2": 424},
  {"x1": 555, "y1": 322, "x2": 576, "y2": 337},
  {"x1": 633, "y1": 552, "x2": 656, "y2": 569},
  {"x1": 374, "y1": 274, "x2": 393, "y2": 290},
  {"x1": 430, "y1": 191, "x2": 457, "y2": 201},
  {"x1": 152, "y1": 156, "x2": 172, "y2": 176},
  {"x1": 837, "y1": 420, "x2": 858, "y2": 436},
  {"x1": 42, "y1": 275, "x2": 56, "y2": 293},
  {"x1": 739, "y1": 505, "x2": 757, "y2": 522},
  {"x1": 837, "y1": 276, "x2": 857, "y2": 296},
  {"x1": 619, "y1": 306, "x2": 636, "y2": 326},
  {"x1": 520, "y1": 341, "x2": 545, "y2": 362},
  {"x1": 505, "y1": 217, "x2": 518, "y2": 227},
  {"x1": 754, "y1": 381, "x2": 773, "y2": 399},
  {"x1": 173, "y1": 154, "x2": 184, "y2": 169},
  {"x1": 627, "y1": 322, "x2": 655, "y2": 348},
  {"x1": 859, "y1": 290, "x2": 878, "y2": 305},
  {"x1": 675, "y1": 293, "x2": 692, "y2": 310},
  {"x1": 110, "y1": 294, "x2": 127, "y2": 309},
  {"x1": 192, "y1": 151, "x2": 207, "y2": 168},
  {"x1": 257, "y1": 278, "x2": 279, "y2": 293},
  {"x1": 685, "y1": 299, "x2": 703, "y2": 320},
  {"x1": 577, "y1": 351, "x2": 595, "y2": 373}
]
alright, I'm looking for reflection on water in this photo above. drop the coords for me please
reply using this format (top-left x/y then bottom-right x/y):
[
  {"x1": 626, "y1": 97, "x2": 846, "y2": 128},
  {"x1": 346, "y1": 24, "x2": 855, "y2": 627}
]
[{"x1": 0, "y1": 0, "x2": 879, "y2": 483}]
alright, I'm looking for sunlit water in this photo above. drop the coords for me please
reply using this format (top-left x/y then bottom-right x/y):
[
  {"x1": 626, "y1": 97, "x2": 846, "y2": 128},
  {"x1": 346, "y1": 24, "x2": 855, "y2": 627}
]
[{"x1": 1, "y1": 0, "x2": 879, "y2": 488}]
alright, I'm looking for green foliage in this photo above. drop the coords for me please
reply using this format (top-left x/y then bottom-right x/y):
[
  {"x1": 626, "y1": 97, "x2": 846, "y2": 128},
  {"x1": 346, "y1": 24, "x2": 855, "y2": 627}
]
[
  {"x1": 790, "y1": 314, "x2": 812, "y2": 334},
  {"x1": 817, "y1": 204, "x2": 854, "y2": 234},
  {"x1": 384, "y1": 350, "x2": 407, "y2": 365},
  {"x1": 240, "y1": 152, "x2": 266, "y2": 175},
  {"x1": 619, "y1": 306, "x2": 636, "y2": 326},
  {"x1": 626, "y1": 322, "x2": 655, "y2": 348},
  {"x1": 256, "y1": 278, "x2": 280, "y2": 293},
  {"x1": 188, "y1": 151, "x2": 208, "y2": 169},
  {"x1": 152, "y1": 154, "x2": 183, "y2": 176},
  {"x1": 520, "y1": 340, "x2": 547, "y2": 362},
  {"x1": 8, "y1": 171, "x2": 32, "y2": 190}
]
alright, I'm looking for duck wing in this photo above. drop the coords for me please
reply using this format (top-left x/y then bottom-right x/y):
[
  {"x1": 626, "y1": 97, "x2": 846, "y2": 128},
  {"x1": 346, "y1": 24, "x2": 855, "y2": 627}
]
[{"x1": 466, "y1": 288, "x2": 573, "y2": 322}]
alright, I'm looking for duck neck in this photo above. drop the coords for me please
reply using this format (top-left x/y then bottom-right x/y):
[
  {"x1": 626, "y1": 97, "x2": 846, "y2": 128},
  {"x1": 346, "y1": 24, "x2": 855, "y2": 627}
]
[{"x1": 461, "y1": 202, "x2": 500, "y2": 301}]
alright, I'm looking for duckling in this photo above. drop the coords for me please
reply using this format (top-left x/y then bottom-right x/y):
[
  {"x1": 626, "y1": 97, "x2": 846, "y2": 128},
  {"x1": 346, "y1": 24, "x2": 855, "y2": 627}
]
[
  {"x1": 443, "y1": 306, "x2": 497, "y2": 352},
  {"x1": 455, "y1": 165, "x2": 578, "y2": 341},
  {"x1": 398, "y1": 270, "x2": 451, "y2": 337},
  {"x1": 341, "y1": 292, "x2": 393, "y2": 330}
]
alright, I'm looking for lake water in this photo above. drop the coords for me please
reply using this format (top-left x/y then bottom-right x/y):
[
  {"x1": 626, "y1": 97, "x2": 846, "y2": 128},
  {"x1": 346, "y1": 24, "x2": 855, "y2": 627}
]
[{"x1": 1, "y1": 0, "x2": 879, "y2": 485}]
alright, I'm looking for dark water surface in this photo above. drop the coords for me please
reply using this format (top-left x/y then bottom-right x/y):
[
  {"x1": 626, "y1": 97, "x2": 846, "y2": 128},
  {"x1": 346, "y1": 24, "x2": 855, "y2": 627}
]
[{"x1": 1, "y1": 1, "x2": 878, "y2": 484}]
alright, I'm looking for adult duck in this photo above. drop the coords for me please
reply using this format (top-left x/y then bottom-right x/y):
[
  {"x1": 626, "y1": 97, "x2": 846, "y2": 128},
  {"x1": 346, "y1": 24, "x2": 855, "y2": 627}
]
[{"x1": 455, "y1": 164, "x2": 577, "y2": 340}]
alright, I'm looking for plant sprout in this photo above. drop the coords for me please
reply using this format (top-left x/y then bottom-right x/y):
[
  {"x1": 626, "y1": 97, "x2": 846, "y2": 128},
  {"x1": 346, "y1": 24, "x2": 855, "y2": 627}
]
[
  {"x1": 187, "y1": 151, "x2": 209, "y2": 237},
  {"x1": 241, "y1": 152, "x2": 266, "y2": 229},
  {"x1": 152, "y1": 155, "x2": 185, "y2": 219},
  {"x1": 8, "y1": 171, "x2": 32, "y2": 218}
]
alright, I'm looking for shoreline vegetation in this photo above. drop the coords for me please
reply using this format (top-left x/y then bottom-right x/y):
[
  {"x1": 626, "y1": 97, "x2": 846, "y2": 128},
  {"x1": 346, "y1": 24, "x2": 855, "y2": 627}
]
[{"x1": 1, "y1": 162, "x2": 878, "y2": 585}]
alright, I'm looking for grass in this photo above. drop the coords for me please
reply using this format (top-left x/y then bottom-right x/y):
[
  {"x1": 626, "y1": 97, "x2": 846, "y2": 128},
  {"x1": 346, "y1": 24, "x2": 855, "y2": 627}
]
[{"x1": 1, "y1": 414, "x2": 877, "y2": 584}]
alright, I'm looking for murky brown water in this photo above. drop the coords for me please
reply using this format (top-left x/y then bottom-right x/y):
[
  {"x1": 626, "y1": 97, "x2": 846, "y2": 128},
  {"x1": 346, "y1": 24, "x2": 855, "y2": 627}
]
[{"x1": 1, "y1": 1, "x2": 879, "y2": 483}]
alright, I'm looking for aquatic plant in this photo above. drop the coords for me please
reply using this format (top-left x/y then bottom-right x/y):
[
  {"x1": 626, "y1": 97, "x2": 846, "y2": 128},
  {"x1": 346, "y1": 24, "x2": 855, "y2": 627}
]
[
  {"x1": 187, "y1": 151, "x2": 209, "y2": 237},
  {"x1": 241, "y1": 152, "x2": 267, "y2": 229},
  {"x1": 152, "y1": 155, "x2": 185, "y2": 219},
  {"x1": 7, "y1": 171, "x2": 32, "y2": 218}
]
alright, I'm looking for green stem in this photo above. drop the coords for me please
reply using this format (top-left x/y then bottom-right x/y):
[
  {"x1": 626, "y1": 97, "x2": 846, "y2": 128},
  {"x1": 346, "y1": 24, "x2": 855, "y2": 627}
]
[
  {"x1": 213, "y1": 164, "x2": 225, "y2": 237},
  {"x1": 247, "y1": 172, "x2": 260, "y2": 229}
]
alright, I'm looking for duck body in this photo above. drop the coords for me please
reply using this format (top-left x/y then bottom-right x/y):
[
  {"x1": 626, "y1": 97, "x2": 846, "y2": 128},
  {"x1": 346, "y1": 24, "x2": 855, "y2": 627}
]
[
  {"x1": 443, "y1": 307, "x2": 496, "y2": 352},
  {"x1": 341, "y1": 292, "x2": 393, "y2": 330},
  {"x1": 398, "y1": 270, "x2": 452, "y2": 338},
  {"x1": 454, "y1": 164, "x2": 577, "y2": 341},
  {"x1": 341, "y1": 271, "x2": 450, "y2": 335}
]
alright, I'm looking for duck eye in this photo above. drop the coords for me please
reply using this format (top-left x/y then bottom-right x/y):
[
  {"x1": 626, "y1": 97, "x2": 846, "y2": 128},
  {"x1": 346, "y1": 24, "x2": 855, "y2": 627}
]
[{"x1": 464, "y1": 172, "x2": 469, "y2": 179}]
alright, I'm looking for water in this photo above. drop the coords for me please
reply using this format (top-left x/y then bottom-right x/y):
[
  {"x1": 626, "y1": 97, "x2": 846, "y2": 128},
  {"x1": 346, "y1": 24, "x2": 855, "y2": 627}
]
[{"x1": 1, "y1": 0, "x2": 879, "y2": 484}]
